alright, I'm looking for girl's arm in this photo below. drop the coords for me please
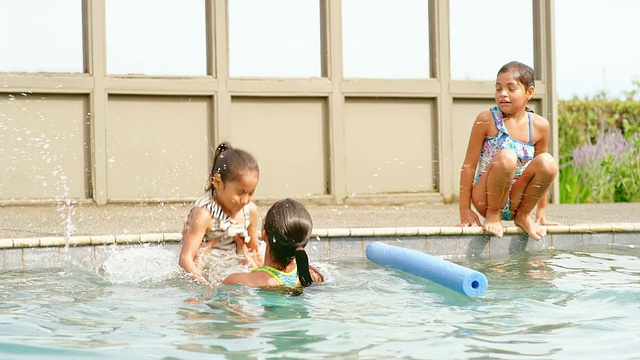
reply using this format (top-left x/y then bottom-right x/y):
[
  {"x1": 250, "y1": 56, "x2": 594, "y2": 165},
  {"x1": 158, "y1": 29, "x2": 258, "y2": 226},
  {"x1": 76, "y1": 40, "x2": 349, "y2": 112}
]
[
  {"x1": 532, "y1": 116, "x2": 559, "y2": 225},
  {"x1": 532, "y1": 114, "x2": 550, "y2": 155},
  {"x1": 234, "y1": 202, "x2": 263, "y2": 268},
  {"x1": 309, "y1": 265, "x2": 325, "y2": 284},
  {"x1": 179, "y1": 208, "x2": 211, "y2": 281},
  {"x1": 458, "y1": 112, "x2": 490, "y2": 226},
  {"x1": 246, "y1": 202, "x2": 261, "y2": 254}
]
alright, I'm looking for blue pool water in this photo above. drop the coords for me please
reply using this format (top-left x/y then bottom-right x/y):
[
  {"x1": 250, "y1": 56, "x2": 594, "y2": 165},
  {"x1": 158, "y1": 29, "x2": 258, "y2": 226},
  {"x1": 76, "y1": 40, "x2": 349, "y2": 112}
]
[{"x1": 0, "y1": 245, "x2": 639, "y2": 359}]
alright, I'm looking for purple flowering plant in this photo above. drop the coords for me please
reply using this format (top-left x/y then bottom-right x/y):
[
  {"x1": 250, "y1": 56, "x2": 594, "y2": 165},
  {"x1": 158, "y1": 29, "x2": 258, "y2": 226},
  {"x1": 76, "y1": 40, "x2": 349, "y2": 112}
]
[{"x1": 561, "y1": 129, "x2": 639, "y2": 203}]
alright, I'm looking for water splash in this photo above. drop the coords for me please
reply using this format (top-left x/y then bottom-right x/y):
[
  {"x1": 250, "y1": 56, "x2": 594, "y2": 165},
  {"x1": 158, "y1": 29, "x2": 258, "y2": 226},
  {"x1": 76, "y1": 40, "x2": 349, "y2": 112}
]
[
  {"x1": 55, "y1": 170, "x2": 75, "y2": 251},
  {"x1": 100, "y1": 244, "x2": 181, "y2": 284}
]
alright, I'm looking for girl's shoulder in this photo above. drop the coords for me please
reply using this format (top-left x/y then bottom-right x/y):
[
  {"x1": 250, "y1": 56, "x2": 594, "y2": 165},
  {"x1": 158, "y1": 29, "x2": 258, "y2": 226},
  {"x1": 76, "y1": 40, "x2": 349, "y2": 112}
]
[
  {"x1": 223, "y1": 268, "x2": 273, "y2": 286},
  {"x1": 183, "y1": 206, "x2": 214, "y2": 237},
  {"x1": 530, "y1": 112, "x2": 551, "y2": 130},
  {"x1": 193, "y1": 195, "x2": 214, "y2": 208},
  {"x1": 189, "y1": 196, "x2": 216, "y2": 219},
  {"x1": 528, "y1": 113, "x2": 551, "y2": 144},
  {"x1": 471, "y1": 110, "x2": 497, "y2": 134},
  {"x1": 188, "y1": 206, "x2": 214, "y2": 223},
  {"x1": 194, "y1": 195, "x2": 230, "y2": 220},
  {"x1": 530, "y1": 112, "x2": 550, "y2": 123},
  {"x1": 475, "y1": 109, "x2": 496, "y2": 125}
]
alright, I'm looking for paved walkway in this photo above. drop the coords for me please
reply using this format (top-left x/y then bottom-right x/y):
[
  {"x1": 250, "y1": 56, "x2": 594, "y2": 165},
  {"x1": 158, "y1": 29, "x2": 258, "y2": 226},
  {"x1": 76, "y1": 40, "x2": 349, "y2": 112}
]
[{"x1": 1, "y1": 201, "x2": 639, "y2": 239}]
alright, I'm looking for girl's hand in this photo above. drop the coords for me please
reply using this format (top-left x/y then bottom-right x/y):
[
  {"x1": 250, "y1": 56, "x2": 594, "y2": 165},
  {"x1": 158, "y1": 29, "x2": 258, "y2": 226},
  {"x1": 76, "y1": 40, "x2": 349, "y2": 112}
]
[
  {"x1": 191, "y1": 273, "x2": 210, "y2": 285},
  {"x1": 458, "y1": 209, "x2": 482, "y2": 227},
  {"x1": 244, "y1": 250, "x2": 262, "y2": 269},
  {"x1": 179, "y1": 207, "x2": 212, "y2": 275},
  {"x1": 234, "y1": 236, "x2": 262, "y2": 269},
  {"x1": 182, "y1": 269, "x2": 209, "y2": 286},
  {"x1": 249, "y1": 249, "x2": 264, "y2": 268}
]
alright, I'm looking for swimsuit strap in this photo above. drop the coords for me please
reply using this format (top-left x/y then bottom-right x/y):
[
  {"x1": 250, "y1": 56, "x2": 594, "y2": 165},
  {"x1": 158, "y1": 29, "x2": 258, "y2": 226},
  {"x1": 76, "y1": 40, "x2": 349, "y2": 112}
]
[
  {"x1": 243, "y1": 204, "x2": 251, "y2": 228},
  {"x1": 527, "y1": 112, "x2": 533, "y2": 144},
  {"x1": 252, "y1": 266, "x2": 298, "y2": 287},
  {"x1": 194, "y1": 196, "x2": 248, "y2": 244},
  {"x1": 490, "y1": 106, "x2": 508, "y2": 134},
  {"x1": 209, "y1": 201, "x2": 226, "y2": 220},
  {"x1": 491, "y1": 106, "x2": 534, "y2": 144},
  {"x1": 201, "y1": 197, "x2": 249, "y2": 227}
]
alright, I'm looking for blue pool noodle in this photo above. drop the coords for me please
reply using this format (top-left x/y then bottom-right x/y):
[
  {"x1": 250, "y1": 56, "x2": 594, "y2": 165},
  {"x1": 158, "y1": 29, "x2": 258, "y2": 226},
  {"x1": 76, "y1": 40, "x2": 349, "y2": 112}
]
[{"x1": 365, "y1": 242, "x2": 488, "y2": 298}]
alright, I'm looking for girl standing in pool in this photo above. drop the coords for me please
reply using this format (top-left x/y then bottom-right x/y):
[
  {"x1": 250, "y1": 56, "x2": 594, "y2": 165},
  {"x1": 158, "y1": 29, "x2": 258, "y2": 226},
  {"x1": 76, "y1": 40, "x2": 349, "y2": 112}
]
[
  {"x1": 458, "y1": 61, "x2": 559, "y2": 240},
  {"x1": 223, "y1": 198, "x2": 324, "y2": 288},
  {"x1": 179, "y1": 142, "x2": 263, "y2": 283}
]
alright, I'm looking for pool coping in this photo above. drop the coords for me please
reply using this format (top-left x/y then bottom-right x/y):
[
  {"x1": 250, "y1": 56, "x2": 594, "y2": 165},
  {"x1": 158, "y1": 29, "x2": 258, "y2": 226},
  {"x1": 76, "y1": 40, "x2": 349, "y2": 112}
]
[
  {"x1": 2, "y1": 223, "x2": 638, "y2": 270},
  {"x1": 1, "y1": 223, "x2": 639, "y2": 249}
]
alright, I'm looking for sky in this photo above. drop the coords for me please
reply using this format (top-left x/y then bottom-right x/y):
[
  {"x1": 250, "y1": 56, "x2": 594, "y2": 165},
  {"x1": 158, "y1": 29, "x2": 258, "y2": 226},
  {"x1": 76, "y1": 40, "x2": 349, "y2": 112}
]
[{"x1": 0, "y1": 0, "x2": 639, "y2": 100}]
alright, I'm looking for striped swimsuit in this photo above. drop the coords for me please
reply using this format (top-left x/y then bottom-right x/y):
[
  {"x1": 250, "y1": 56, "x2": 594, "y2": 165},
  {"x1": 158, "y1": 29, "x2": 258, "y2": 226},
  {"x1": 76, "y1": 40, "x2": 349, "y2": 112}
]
[{"x1": 192, "y1": 196, "x2": 250, "y2": 251}]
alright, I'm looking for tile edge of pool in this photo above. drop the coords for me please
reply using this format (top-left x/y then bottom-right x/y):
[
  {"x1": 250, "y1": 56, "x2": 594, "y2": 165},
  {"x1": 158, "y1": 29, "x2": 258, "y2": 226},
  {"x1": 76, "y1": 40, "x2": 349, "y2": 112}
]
[{"x1": 1, "y1": 223, "x2": 638, "y2": 269}]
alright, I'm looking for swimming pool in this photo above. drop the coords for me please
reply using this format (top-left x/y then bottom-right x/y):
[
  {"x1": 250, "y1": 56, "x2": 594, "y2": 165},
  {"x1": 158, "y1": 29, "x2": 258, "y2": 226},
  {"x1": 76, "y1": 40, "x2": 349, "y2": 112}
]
[{"x1": 1, "y1": 244, "x2": 638, "y2": 359}]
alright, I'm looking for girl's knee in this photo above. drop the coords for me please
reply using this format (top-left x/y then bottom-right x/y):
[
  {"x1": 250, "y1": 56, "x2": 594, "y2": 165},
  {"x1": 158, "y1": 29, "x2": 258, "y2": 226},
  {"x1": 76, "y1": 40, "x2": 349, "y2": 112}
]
[{"x1": 534, "y1": 153, "x2": 558, "y2": 175}]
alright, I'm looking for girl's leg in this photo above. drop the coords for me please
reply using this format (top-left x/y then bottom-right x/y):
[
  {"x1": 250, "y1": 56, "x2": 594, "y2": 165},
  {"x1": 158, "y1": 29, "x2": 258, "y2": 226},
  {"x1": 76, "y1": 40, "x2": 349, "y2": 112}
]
[
  {"x1": 472, "y1": 149, "x2": 517, "y2": 237},
  {"x1": 510, "y1": 153, "x2": 558, "y2": 240}
]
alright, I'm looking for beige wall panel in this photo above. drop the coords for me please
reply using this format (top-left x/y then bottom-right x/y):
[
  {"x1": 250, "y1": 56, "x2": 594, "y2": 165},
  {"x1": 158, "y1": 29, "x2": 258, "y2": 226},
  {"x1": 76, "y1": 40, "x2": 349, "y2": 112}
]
[
  {"x1": 229, "y1": 97, "x2": 327, "y2": 198},
  {"x1": 344, "y1": 98, "x2": 436, "y2": 195},
  {"x1": 106, "y1": 96, "x2": 211, "y2": 201},
  {"x1": 450, "y1": 99, "x2": 541, "y2": 198},
  {"x1": 450, "y1": 99, "x2": 495, "y2": 197},
  {"x1": 0, "y1": 94, "x2": 88, "y2": 201}
]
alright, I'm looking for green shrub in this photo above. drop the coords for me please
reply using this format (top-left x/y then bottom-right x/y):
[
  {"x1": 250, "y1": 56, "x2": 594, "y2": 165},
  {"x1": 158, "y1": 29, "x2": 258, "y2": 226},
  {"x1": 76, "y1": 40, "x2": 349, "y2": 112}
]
[
  {"x1": 558, "y1": 99, "x2": 640, "y2": 203},
  {"x1": 558, "y1": 100, "x2": 640, "y2": 164}
]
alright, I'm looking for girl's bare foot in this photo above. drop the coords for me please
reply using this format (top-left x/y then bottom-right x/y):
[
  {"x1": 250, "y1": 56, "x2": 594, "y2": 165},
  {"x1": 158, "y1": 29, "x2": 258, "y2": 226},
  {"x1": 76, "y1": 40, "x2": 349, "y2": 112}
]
[
  {"x1": 514, "y1": 212, "x2": 547, "y2": 240},
  {"x1": 483, "y1": 210, "x2": 505, "y2": 238}
]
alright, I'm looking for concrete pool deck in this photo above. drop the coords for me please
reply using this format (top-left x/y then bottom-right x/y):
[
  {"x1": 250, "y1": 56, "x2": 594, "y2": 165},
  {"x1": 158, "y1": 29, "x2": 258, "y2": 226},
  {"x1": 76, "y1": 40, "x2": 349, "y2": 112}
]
[
  {"x1": 0, "y1": 201, "x2": 638, "y2": 269},
  {"x1": 0, "y1": 201, "x2": 639, "y2": 239}
]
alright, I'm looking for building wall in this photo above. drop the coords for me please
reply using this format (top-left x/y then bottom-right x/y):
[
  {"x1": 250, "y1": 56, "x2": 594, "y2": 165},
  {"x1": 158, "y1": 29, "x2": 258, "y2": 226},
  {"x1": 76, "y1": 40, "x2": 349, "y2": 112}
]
[{"x1": 0, "y1": 0, "x2": 558, "y2": 205}]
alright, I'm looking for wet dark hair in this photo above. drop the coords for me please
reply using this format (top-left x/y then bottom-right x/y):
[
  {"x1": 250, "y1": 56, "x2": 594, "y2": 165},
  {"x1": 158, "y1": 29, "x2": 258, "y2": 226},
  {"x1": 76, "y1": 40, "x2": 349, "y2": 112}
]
[
  {"x1": 497, "y1": 61, "x2": 536, "y2": 113},
  {"x1": 264, "y1": 198, "x2": 315, "y2": 287},
  {"x1": 205, "y1": 142, "x2": 259, "y2": 194},
  {"x1": 497, "y1": 61, "x2": 535, "y2": 89}
]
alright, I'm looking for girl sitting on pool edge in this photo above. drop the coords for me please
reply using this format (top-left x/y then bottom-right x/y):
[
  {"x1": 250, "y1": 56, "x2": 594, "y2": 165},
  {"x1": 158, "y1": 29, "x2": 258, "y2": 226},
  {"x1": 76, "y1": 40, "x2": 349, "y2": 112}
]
[{"x1": 223, "y1": 198, "x2": 324, "y2": 288}]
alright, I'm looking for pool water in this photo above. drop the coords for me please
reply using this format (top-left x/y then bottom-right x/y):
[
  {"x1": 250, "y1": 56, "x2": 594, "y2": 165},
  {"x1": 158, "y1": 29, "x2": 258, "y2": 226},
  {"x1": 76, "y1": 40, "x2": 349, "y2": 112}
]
[{"x1": 1, "y1": 245, "x2": 639, "y2": 359}]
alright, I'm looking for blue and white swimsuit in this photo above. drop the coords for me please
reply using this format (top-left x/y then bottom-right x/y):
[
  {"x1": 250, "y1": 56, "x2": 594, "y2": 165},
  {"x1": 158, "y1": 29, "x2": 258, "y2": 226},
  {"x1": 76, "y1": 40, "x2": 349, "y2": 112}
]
[{"x1": 474, "y1": 106, "x2": 535, "y2": 220}]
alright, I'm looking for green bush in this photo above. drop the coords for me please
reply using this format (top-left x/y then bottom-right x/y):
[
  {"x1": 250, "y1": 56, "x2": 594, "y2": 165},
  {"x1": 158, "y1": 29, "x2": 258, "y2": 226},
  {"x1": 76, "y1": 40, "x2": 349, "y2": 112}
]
[
  {"x1": 558, "y1": 100, "x2": 640, "y2": 165},
  {"x1": 558, "y1": 99, "x2": 640, "y2": 203}
]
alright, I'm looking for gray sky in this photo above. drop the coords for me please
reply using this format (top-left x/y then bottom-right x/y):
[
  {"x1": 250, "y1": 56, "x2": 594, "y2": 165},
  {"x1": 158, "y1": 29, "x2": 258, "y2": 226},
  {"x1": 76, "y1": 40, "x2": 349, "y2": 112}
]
[{"x1": 0, "y1": 0, "x2": 638, "y2": 100}]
